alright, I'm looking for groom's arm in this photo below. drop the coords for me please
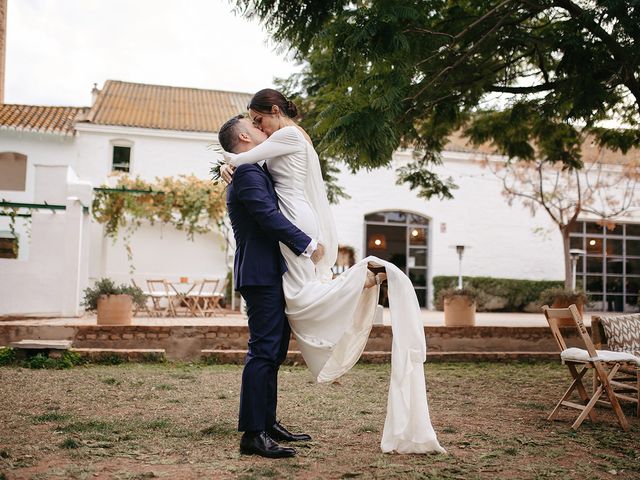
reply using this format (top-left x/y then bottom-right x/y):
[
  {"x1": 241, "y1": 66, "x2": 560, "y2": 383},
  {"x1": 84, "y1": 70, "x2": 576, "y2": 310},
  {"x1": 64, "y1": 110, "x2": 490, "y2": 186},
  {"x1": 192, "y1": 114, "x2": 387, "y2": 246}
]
[{"x1": 234, "y1": 165, "x2": 313, "y2": 257}]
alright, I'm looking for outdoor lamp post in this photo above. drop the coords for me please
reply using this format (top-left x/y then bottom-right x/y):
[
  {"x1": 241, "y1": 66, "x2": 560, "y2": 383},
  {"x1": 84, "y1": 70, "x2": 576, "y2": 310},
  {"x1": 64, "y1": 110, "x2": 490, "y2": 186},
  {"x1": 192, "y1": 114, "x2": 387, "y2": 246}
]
[
  {"x1": 569, "y1": 248, "x2": 586, "y2": 290},
  {"x1": 449, "y1": 245, "x2": 469, "y2": 289}
]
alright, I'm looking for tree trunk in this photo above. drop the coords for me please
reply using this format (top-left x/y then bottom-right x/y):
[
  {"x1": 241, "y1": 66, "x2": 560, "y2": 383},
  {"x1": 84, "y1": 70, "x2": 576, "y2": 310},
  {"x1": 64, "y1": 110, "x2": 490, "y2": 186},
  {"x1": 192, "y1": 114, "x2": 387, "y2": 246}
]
[{"x1": 561, "y1": 225, "x2": 572, "y2": 289}]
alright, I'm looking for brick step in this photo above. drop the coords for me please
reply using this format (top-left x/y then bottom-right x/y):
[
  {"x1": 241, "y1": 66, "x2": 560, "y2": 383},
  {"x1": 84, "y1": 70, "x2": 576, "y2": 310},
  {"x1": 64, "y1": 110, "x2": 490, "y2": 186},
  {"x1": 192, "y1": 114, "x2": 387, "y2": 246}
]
[
  {"x1": 70, "y1": 348, "x2": 166, "y2": 362},
  {"x1": 200, "y1": 349, "x2": 558, "y2": 364}
]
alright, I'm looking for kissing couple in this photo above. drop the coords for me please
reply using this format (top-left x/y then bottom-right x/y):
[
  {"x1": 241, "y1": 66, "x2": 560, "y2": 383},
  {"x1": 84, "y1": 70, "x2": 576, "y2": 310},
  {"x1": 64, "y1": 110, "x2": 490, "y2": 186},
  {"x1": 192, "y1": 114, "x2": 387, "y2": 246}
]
[{"x1": 217, "y1": 88, "x2": 445, "y2": 458}]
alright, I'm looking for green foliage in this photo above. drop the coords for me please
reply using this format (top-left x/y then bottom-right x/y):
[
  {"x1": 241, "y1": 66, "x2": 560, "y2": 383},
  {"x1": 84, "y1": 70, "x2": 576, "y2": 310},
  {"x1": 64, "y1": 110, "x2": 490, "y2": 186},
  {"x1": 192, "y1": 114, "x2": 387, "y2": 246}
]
[
  {"x1": 0, "y1": 347, "x2": 15, "y2": 366},
  {"x1": 437, "y1": 287, "x2": 482, "y2": 307},
  {"x1": 81, "y1": 277, "x2": 146, "y2": 311},
  {"x1": 24, "y1": 351, "x2": 83, "y2": 370},
  {"x1": 537, "y1": 287, "x2": 589, "y2": 308},
  {"x1": 433, "y1": 276, "x2": 563, "y2": 312},
  {"x1": 236, "y1": 0, "x2": 640, "y2": 198},
  {"x1": 92, "y1": 174, "x2": 227, "y2": 271}
]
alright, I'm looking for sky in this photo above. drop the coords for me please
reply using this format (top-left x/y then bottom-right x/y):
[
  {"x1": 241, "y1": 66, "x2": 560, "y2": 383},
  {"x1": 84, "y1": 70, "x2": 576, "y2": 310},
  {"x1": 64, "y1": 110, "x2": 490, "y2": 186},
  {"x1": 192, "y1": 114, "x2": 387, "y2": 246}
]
[{"x1": 4, "y1": 0, "x2": 300, "y2": 106}]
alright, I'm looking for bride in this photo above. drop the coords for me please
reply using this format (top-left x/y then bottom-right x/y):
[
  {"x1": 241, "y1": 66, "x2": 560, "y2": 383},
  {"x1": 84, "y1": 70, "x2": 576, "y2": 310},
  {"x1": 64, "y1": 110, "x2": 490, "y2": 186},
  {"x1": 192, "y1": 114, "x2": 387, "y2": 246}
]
[{"x1": 222, "y1": 89, "x2": 444, "y2": 454}]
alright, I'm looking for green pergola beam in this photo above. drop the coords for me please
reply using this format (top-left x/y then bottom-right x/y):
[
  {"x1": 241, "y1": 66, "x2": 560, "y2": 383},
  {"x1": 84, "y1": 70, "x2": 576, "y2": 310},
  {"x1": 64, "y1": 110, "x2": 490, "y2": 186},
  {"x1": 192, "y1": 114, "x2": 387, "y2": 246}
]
[
  {"x1": 0, "y1": 201, "x2": 89, "y2": 214},
  {"x1": 0, "y1": 212, "x2": 31, "y2": 217},
  {"x1": 93, "y1": 187, "x2": 165, "y2": 195},
  {"x1": 0, "y1": 201, "x2": 65, "y2": 211}
]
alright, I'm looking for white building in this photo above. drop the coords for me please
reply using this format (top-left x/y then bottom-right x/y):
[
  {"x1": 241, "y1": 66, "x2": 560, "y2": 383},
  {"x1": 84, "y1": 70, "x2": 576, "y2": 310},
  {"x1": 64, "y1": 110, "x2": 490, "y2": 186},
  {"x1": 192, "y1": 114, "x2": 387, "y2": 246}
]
[{"x1": 1, "y1": 80, "x2": 640, "y2": 315}]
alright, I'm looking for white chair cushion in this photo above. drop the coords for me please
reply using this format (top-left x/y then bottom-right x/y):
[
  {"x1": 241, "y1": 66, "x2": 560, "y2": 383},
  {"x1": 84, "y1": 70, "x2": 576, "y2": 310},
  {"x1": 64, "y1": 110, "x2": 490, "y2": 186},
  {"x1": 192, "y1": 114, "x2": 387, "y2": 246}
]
[{"x1": 561, "y1": 347, "x2": 640, "y2": 365}]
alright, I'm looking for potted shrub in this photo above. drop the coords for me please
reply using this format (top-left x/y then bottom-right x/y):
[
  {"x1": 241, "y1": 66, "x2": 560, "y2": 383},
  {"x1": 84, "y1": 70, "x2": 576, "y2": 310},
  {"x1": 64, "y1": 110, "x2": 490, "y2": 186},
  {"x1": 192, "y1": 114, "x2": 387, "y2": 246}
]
[
  {"x1": 82, "y1": 278, "x2": 146, "y2": 325},
  {"x1": 439, "y1": 287, "x2": 480, "y2": 327},
  {"x1": 538, "y1": 287, "x2": 589, "y2": 326}
]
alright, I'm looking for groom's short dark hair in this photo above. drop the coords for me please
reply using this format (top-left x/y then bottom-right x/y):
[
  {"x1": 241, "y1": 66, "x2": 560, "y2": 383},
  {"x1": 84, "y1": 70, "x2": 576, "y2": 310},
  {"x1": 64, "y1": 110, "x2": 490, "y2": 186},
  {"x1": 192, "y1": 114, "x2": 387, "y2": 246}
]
[{"x1": 218, "y1": 114, "x2": 245, "y2": 153}]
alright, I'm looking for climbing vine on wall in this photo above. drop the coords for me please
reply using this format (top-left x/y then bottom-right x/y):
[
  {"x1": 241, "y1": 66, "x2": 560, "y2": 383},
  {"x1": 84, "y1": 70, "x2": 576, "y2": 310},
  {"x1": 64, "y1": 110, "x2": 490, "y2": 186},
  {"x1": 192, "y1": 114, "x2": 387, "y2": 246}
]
[{"x1": 91, "y1": 174, "x2": 227, "y2": 271}]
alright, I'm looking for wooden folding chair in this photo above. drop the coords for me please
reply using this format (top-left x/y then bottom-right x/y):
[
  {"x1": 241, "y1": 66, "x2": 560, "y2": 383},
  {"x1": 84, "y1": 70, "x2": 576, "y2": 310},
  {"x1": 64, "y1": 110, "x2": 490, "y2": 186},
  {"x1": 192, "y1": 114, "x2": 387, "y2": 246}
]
[
  {"x1": 130, "y1": 279, "x2": 153, "y2": 317},
  {"x1": 196, "y1": 278, "x2": 227, "y2": 317},
  {"x1": 592, "y1": 315, "x2": 640, "y2": 417},
  {"x1": 146, "y1": 279, "x2": 176, "y2": 317},
  {"x1": 542, "y1": 304, "x2": 639, "y2": 431}
]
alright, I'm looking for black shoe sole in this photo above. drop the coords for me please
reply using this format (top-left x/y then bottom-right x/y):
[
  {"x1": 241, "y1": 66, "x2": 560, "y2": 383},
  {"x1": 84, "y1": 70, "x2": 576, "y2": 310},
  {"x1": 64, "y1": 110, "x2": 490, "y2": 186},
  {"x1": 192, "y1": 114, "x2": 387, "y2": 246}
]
[{"x1": 239, "y1": 446, "x2": 296, "y2": 458}]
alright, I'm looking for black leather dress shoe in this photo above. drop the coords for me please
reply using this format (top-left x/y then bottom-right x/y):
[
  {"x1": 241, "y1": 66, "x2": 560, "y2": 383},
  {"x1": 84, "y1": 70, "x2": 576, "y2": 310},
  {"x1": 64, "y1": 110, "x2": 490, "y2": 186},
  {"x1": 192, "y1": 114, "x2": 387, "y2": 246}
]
[
  {"x1": 240, "y1": 431, "x2": 296, "y2": 458},
  {"x1": 267, "y1": 421, "x2": 312, "y2": 442}
]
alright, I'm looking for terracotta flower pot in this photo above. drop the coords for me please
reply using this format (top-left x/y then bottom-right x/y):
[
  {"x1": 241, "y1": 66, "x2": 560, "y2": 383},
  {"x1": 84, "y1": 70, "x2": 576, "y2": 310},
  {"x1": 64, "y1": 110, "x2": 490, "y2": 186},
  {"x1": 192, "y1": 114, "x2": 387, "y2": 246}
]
[
  {"x1": 444, "y1": 296, "x2": 476, "y2": 327},
  {"x1": 97, "y1": 294, "x2": 133, "y2": 325}
]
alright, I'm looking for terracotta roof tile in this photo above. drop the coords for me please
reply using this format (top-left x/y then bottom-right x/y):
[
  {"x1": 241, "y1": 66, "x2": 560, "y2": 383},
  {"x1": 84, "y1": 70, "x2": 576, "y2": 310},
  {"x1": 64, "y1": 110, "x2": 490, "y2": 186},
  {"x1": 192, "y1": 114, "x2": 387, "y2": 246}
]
[
  {"x1": 0, "y1": 104, "x2": 87, "y2": 136},
  {"x1": 83, "y1": 80, "x2": 252, "y2": 133}
]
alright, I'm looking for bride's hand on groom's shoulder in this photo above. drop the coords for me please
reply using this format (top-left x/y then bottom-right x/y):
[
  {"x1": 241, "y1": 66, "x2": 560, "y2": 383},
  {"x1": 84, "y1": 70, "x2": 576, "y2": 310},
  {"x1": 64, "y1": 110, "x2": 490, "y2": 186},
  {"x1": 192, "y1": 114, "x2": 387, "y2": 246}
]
[
  {"x1": 220, "y1": 164, "x2": 236, "y2": 184},
  {"x1": 311, "y1": 243, "x2": 325, "y2": 265}
]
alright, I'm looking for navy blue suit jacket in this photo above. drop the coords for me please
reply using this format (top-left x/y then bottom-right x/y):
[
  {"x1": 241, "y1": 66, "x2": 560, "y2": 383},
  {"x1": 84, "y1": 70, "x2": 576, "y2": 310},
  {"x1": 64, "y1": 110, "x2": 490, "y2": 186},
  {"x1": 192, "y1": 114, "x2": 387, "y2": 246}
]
[{"x1": 226, "y1": 163, "x2": 312, "y2": 290}]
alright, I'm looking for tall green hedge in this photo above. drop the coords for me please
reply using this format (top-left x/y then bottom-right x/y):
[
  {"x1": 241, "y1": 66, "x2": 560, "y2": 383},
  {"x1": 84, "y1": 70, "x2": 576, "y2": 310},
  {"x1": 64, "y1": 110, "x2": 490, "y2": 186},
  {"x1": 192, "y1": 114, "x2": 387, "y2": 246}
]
[{"x1": 432, "y1": 276, "x2": 564, "y2": 312}]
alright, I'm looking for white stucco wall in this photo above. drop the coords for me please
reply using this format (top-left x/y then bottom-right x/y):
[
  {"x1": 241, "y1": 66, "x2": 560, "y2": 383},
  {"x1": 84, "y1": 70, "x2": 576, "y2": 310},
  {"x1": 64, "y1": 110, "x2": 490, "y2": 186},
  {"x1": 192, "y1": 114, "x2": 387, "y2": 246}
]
[{"x1": 329, "y1": 150, "x2": 596, "y2": 308}]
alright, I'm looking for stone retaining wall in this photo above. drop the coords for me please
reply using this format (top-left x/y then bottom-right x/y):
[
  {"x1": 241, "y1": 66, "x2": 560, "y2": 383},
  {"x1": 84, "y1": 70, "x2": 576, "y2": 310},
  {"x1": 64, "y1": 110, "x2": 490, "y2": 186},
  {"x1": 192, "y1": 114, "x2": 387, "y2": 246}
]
[{"x1": 0, "y1": 323, "x2": 585, "y2": 361}]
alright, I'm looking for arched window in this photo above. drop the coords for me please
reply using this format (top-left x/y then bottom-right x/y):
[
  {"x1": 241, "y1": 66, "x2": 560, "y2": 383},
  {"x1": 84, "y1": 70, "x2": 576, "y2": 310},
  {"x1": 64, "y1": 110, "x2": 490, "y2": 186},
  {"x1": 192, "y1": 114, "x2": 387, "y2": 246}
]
[
  {"x1": 0, "y1": 152, "x2": 27, "y2": 191},
  {"x1": 365, "y1": 211, "x2": 430, "y2": 307}
]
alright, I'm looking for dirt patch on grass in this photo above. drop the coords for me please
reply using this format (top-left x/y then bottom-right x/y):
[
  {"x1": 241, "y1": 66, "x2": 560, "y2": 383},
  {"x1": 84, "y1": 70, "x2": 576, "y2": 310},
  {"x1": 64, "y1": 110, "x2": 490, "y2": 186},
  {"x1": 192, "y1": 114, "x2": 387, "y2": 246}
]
[{"x1": 0, "y1": 362, "x2": 638, "y2": 479}]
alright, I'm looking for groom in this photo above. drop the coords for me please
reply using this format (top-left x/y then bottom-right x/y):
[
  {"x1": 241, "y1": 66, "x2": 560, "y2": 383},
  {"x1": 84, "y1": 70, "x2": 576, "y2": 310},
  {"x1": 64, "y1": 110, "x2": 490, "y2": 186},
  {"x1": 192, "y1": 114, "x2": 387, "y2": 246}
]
[{"x1": 218, "y1": 115, "x2": 323, "y2": 458}]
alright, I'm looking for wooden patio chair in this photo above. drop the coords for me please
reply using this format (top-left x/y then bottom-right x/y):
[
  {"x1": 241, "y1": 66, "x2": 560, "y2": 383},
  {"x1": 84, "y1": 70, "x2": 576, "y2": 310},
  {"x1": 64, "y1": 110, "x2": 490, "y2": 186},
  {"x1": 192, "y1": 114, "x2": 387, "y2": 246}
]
[
  {"x1": 146, "y1": 279, "x2": 176, "y2": 317},
  {"x1": 130, "y1": 279, "x2": 153, "y2": 317},
  {"x1": 196, "y1": 278, "x2": 227, "y2": 317},
  {"x1": 542, "y1": 304, "x2": 640, "y2": 431},
  {"x1": 592, "y1": 314, "x2": 640, "y2": 417}
]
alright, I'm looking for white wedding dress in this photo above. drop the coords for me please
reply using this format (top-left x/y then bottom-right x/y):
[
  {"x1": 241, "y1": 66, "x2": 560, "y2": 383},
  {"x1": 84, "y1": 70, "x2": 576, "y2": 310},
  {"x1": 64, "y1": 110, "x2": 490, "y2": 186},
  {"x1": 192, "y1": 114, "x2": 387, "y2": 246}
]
[{"x1": 226, "y1": 126, "x2": 445, "y2": 454}]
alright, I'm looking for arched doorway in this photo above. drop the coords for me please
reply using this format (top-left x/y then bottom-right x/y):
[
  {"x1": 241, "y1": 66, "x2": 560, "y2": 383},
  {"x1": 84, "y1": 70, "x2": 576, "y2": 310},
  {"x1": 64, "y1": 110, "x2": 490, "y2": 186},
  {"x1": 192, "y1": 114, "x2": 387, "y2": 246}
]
[{"x1": 364, "y1": 211, "x2": 429, "y2": 307}]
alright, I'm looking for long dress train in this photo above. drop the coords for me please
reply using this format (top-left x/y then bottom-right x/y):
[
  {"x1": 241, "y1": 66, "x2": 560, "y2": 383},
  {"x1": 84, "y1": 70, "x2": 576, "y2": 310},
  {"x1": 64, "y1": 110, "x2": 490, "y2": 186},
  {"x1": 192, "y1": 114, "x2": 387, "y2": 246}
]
[{"x1": 226, "y1": 126, "x2": 445, "y2": 454}]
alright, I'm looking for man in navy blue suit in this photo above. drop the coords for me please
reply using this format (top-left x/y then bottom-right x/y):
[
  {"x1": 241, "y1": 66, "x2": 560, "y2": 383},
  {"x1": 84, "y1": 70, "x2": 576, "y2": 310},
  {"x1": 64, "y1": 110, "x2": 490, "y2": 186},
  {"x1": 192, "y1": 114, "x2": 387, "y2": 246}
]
[{"x1": 218, "y1": 115, "x2": 323, "y2": 459}]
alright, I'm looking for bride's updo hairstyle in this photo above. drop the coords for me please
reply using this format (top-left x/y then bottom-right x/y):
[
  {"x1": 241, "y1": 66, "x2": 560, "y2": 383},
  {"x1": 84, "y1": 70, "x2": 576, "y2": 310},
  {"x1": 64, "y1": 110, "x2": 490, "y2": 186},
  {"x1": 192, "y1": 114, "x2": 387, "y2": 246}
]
[{"x1": 248, "y1": 89, "x2": 298, "y2": 118}]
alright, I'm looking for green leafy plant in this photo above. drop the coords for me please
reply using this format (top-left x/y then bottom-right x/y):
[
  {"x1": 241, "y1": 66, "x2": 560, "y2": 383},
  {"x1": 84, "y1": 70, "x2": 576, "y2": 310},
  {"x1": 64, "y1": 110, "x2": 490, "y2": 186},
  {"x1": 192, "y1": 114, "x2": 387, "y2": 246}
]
[
  {"x1": 433, "y1": 276, "x2": 564, "y2": 312},
  {"x1": 0, "y1": 347, "x2": 16, "y2": 366},
  {"x1": 537, "y1": 288, "x2": 589, "y2": 308},
  {"x1": 81, "y1": 278, "x2": 146, "y2": 311},
  {"x1": 92, "y1": 174, "x2": 227, "y2": 272},
  {"x1": 437, "y1": 287, "x2": 481, "y2": 308}
]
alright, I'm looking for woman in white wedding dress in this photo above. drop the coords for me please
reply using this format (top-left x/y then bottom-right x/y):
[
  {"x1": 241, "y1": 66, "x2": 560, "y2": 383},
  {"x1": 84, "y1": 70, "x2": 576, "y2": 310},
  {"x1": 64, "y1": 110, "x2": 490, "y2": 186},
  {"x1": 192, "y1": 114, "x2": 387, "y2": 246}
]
[{"x1": 224, "y1": 89, "x2": 445, "y2": 454}]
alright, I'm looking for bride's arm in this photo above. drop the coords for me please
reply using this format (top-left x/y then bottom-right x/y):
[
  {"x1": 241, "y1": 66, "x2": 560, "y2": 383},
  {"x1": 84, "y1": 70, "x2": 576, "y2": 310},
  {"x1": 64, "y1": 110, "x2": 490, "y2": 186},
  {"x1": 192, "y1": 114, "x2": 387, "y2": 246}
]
[{"x1": 224, "y1": 127, "x2": 302, "y2": 166}]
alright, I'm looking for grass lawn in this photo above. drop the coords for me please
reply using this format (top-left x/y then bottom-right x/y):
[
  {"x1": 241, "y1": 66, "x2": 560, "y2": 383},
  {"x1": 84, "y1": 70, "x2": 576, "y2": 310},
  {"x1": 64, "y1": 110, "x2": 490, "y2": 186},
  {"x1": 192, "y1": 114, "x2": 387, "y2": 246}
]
[{"x1": 0, "y1": 361, "x2": 638, "y2": 479}]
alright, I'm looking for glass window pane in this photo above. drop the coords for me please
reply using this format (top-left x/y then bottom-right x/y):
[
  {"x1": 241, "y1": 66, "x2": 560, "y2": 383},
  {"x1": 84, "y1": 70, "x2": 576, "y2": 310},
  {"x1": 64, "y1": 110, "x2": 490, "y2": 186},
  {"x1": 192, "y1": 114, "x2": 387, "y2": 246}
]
[
  {"x1": 414, "y1": 288, "x2": 427, "y2": 308},
  {"x1": 365, "y1": 212, "x2": 386, "y2": 222},
  {"x1": 586, "y1": 237, "x2": 603, "y2": 255},
  {"x1": 606, "y1": 295, "x2": 624, "y2": 312},
  {"x1": 408, "y1": 227, "x2": 427, "y2": 246},
  {"x1": 628, "y1": 258, "x2": 640, "y2": 275},
  {"x1": 586, "y1": 256, "x2": 603, "y2": 274},
  {"x1": 569, "y1": 236, "x2": 583, "y2": 249},
  {"x1": 624, "y1": 296, "x2": 639, "y2": 313},
  {"x1": 606, "y1": 239, "x2": 623, "y2": 256},
  {"x1": 587, "y1": 294, "x2": 604, "y2": 311},
  {"x1": 408, "y1": 268, "x2": 427, "y2": 286},
  {"x1": 386, "y1": 211, "x2": 406, "y2": 223},
  {"x1": 627, "y1": 239, "x2": 640, "y2": 257},
  {"x1": 626, "y1": 277, "x2": 640, "y2": 295},
  {"x1": 112, "y1": 146, "x2": 131, "y2": 172},
  {"x1": 626, "y1": 223, "x2": 640, "y2": 237},
  {"x1": 586, "y1": 222, "x2": 603, "y2": 234},
  {"x1": 607, "y1": 276, "x2": 623, "y2": 293},
  {"x1": 586, "y1": 275, "x2": 603, "y2": 292},
  {"x1": 606, "y1": 223, "x2": 623, "y2": 236},
  {"x1": 408, "y1": 249, "x2": 427, "y2": 267},
  {"x1": 606, "y1": 257, "x2": 624, "y2": 274},
  {"x1": 570, "y1": 221, "x2": 584, "y2": 234},
  {"x1": 407, "y1": 213, "x2": 428, "y2": 225}
]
